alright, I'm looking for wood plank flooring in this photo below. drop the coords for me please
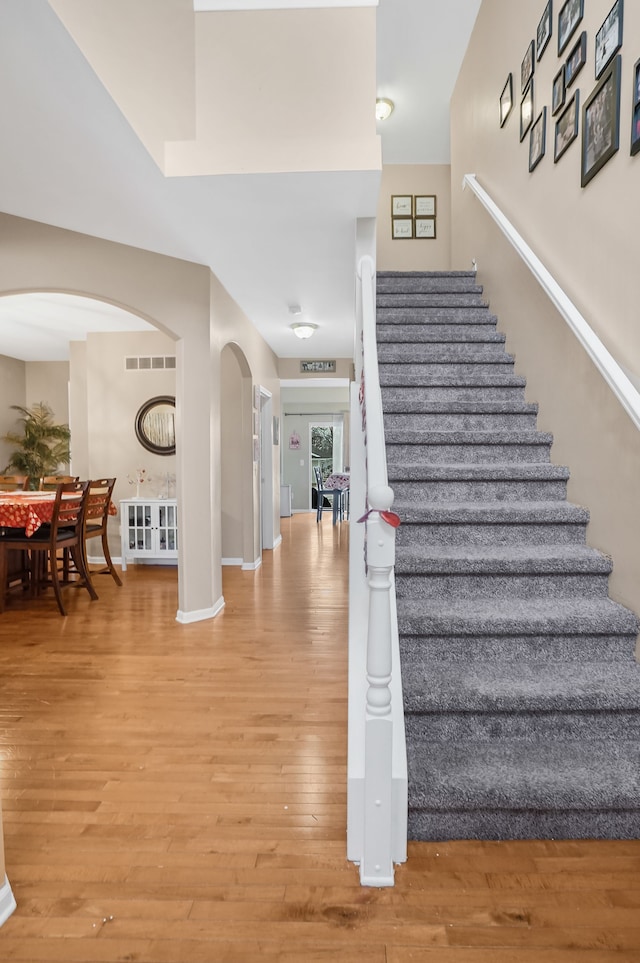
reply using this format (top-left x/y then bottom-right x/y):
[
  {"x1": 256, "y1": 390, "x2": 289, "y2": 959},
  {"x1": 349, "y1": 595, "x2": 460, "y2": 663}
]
[{"x1": 0, "y1": 513, "x2": 639, "y2": 961}]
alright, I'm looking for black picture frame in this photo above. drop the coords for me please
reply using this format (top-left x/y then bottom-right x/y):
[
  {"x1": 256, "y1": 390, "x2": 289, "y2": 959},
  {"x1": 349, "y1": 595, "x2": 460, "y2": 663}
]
[
  {"x1": 554, "y1": 90, "x2": 580, "y2": 161},
  {"x1": 552, "y1": 66, "x2": 566, "y2": 114},
  {"x1": 529, "y1": 107, "x2": 547, "y2": 171},
  {"x1": 537, "y1": 1, "x2": 553, "y2": 60},
  {"x1": 521, "y1": 40, "x2": 535, "y2": 93},
  {"x1": 500, "y1": 73, "x2": 514, "y2": 127},
  {"x1": 581, "y1": 54, "x2": 621, "y2": 187},
  {"x1": 595, "y1": 0, "x2": 623, "y2": 80},
  {"x1": 558, "y1": 0, "x2": 584, "y2": 55},
  {"x1": 631, "y1": 58, "x2": 640, "y2": 156},
  {"x1": 520, "y1": 79, "x2": 535, "y2": 142},
  {"x1": 565, "y1": 31, "x2": 587, "y2": 88}
]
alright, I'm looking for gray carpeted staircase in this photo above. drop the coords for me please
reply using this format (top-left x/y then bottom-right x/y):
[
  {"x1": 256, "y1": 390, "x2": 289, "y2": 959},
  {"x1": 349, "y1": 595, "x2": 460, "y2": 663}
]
[{"x1": 378, "y1": 270, "x2": 640, "y2": 840}]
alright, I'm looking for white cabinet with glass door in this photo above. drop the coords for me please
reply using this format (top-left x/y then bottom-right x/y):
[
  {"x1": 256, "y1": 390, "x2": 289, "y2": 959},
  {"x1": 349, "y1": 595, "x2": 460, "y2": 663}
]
[{"x1": 120, "y1": 498, "x2": 178, "y2": 570}]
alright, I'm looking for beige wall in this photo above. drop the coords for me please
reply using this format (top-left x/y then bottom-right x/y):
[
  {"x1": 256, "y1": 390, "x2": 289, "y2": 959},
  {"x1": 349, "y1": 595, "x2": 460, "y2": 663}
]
[
  {"x1": 451, "y1": 0, "x2": 640, "y2": 614},
  {"x1": 49, "y1": 1, "x2": 380, "y2": 177},
  {"x1": 25, "y1": 361, "x2": 70, "y2": 425},
  {"x1": 0, "y1": 355, "x2": 26, "y2": 471},
  {"x1": 377, "y1": 165, "x2": 452, "y2": 271}
]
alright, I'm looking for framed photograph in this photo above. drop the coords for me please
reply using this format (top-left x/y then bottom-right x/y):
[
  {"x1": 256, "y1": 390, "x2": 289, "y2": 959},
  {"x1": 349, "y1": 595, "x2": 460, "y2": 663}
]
[
  {"x1": 391, "y1": 195, "x2": 412, "y2": 217},
  {"x1": 415, "y1": 217, "x2": 436, "y2": 239},
  {"x1": 521, "y1": 40, "x2": 535, "y2": 92},
  {"x1": 595, "y1": 0, "x2": 623, "y2": 79},
  {"x1": 414, "y1": 194, "x2": 436, "y2": 216},
  {"x1": 392, "y1": 218, "x2": 413, "y2": 239},
  {"x1": 520, "y1": 79, "x2": 535, "y2": 141},
  {"x1": 552, "y1": 66, "x2": 566, "y2": 114},
  {"x1": 632, "y1": 58, "x2": 640, "y2": 156},
  {"x1": 537, "y1": 1, "x2": 553, "y2": 60},
  {"x1": 529, "y1": 107, "x2": 547, "y2": 171},
  {"x1": 554, "y1": 90, "x2": 580, "y2": 161},
  {"x1": 500, "y1": 74, "x2": 514, "y2": 126},
  {"x1": 558, "y1": 0, "x2": 584, "y2": 55},
  {"x1": 565, "y1": 31, "x2": 587, "y2": 88},
  {"x1": 581, "y1": 54, "x2": 621, "y2": 186}
]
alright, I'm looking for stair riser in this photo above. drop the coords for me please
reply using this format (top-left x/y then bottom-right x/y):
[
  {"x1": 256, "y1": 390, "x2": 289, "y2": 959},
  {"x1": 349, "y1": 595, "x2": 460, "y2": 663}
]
[
  {"x1": 377, "y1": 326, "x2": 505, "y2": 343},
  {"x1": 399, "y1": 634, "x2": 638, "y2": 663},
  {"x1": 380, "y1": 364, "x2": 520, "y2": 381},
  {"x1": 377, "y1": 295, "x2": 486, "y2": 308},
  {"x1": 407, "y1": 810, "x2": 640, "y2": 841},
  {"x1": 405, "y1": 711, "x2": 640, "y2": 743},
  {"x1": 384, "y1": 412, "x2": 538, "y2": 431},
  {"x1": 395, "y1": 572, "x2": 612, "y2": 600},
  {"x1": 382, "y1": 386, "x2": 528, "y2": 403},
  {"x1": 378, "y1": 345, "x2": 512, "y2": 363},
  {"x1": 390, "y1": 479, "x2": 568, "y2": 502},
  {"x1": 387, "y1": 443, "x2": 551, "y2": 464},
  {"x1": 377, "y1": 276, "x2": 481, "y2": 294},
  {"x1": 395, "y1": 522, "x2": 587, "y2": 547}
]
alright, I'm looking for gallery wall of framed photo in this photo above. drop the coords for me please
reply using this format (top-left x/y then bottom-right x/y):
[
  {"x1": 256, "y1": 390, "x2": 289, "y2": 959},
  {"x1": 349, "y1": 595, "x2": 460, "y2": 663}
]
[{"x1": 498, "y1": 0, "x2": 636, "y2": 183}]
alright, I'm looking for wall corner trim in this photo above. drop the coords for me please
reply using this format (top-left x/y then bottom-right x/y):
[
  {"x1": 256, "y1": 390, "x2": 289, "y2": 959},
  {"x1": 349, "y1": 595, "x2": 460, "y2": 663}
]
[
  {"x1": 242, "y1": 557, "x2": 262, "y2": 571},
  {"x1": 0, "y1": 876, "x2": 17, "y2": 927},
  {"x1": 176, "y1": 597, "x2": 225, "y2": 623}
]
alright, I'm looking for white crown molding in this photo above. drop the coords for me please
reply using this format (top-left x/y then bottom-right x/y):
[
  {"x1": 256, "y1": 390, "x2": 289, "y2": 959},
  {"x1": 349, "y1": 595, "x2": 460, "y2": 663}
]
[{"x1": 195, "y1": 1, "x2": 377, "y2": 9}]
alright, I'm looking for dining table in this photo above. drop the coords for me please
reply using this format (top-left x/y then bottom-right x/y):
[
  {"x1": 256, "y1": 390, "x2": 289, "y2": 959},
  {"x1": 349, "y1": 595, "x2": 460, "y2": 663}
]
[
  {"x1": 0, "y1": 489, "x2": 117, "y2": 537},
  {"x1": 322, "y1": 472, "x2": 350, "y2": 521}
]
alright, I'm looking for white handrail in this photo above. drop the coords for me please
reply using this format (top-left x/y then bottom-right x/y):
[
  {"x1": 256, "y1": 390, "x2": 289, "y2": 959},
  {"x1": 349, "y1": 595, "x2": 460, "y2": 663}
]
[{"x1": 463, "y1": 173, "x2": 640, "y2": 432}]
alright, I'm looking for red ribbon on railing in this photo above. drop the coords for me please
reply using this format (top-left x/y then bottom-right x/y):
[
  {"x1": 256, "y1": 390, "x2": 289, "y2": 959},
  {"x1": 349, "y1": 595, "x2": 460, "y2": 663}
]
[{"x1": 357, "y1": 509, "x2": 401, "y2": 528}]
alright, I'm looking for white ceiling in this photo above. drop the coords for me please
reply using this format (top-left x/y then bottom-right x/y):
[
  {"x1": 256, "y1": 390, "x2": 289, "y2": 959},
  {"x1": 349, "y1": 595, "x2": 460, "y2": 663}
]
[{"x1": 0, "y1": 0, "x2": 481, "y2": 363}]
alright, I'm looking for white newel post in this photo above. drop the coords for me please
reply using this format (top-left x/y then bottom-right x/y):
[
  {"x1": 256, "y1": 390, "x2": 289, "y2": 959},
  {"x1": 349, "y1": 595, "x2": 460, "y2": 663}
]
[{"x1": 360, "y1": 483, "x2": 396, "y2": 886}]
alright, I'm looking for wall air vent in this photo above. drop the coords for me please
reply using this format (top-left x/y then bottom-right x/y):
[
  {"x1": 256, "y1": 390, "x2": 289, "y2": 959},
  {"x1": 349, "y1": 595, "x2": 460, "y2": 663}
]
[{"x1": 125, "y1": 356, "x2": 177, "y2": 371}]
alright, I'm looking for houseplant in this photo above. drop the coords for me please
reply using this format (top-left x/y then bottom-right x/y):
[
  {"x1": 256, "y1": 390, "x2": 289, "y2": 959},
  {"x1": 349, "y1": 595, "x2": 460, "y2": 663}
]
[{"x1": 2, "y1": 402, "x2": 71, "y2": 489}]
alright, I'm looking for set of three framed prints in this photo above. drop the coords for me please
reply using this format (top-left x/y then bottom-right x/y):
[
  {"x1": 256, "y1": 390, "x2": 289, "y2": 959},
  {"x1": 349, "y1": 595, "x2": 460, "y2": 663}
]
[
  {"x1": 390, "y1": 194, "x2": 437, "y2": 240},
  {"x1": 499, "y1": 0, "x2": 638, "y2": 185}
]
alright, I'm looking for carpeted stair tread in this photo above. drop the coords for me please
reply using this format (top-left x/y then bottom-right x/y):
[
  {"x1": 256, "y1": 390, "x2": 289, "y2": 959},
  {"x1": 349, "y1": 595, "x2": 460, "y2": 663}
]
[
  {"x1": 406, "y1": 738, "x2": 640, "y2": 812},
  {"x1": 394, "y1": 543, "x2": 612, "y2": 576},
  {"x1": 377, "y1": 308, "x2": 498, "y2": 325},
  {"x1": 382, "y1": 399, "x2": 538, "y2": 415},
  {"x1": 387, "y1": 429, "x2": 553, "y2": 446},
  {"x1": 396, "y1": 596, "x2": 640, "y2": 637},
  {"x1": 387, "y1": 462, "x2": 568, "y2": 481},
  {"x1": 402, "y1": 658, "x2": 640, "y2": 713},
  {"x1": 380, "y1": 369, "x2": 527, "y2": 387},
  {"x1": 378, "y1": 343, "x2": 514, "y2": 363},
  {"x1": 377, "y1": 326, "x2": 506, "y2": 343},
  {"x1": 377, "y1": 294, "x2": 488, "y2": 308}
]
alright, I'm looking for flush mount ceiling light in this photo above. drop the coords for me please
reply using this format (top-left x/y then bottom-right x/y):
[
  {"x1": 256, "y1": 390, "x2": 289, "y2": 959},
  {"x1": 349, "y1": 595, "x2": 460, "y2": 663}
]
[
  {"x1": 376, "y1": 97, "x2": 394, "y2": 121},
  {"x1": 291, "y1": 322, "x2": 317, "y2": 340}
]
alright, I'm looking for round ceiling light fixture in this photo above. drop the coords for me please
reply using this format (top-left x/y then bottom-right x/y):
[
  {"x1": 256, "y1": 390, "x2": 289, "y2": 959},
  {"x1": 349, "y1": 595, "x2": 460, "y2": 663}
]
[
  {"x1": 376, "y1": 97, "x2": 394, "y2": 121},
  {"x1": 291, "y1": 322, "x2": 318, "y2": 340}
]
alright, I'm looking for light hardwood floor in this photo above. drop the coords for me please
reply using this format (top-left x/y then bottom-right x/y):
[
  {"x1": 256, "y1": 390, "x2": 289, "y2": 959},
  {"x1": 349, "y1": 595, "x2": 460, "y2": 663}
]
[{"x1": 0, "y1": 513, "x2": 639, "y2": 961}]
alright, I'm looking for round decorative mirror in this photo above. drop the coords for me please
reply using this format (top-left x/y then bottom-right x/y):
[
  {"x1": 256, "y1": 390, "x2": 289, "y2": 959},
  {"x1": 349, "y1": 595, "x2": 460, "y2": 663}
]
[{"x1": 134, "y1": 396, "x2": 176, "y2": 455}]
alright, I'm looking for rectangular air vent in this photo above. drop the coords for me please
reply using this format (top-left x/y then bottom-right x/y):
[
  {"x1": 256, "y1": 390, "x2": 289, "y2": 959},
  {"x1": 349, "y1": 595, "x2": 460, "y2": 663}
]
[{"x1": 125, "y1": 356, "x2": 176, "y2": 370}]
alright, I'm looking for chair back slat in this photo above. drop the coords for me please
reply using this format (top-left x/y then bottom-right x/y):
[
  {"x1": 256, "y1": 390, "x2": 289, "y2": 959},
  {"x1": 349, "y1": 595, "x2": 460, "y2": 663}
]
[
  {"x1": 85, "y1": 478, "x2": 116, "y2": 524},
  {"x1": 0, "y1": 475, "x2": 29, "y2": 491},
  {"x1": 40, "y1": 475, "x2": 78, "y2": 491}
]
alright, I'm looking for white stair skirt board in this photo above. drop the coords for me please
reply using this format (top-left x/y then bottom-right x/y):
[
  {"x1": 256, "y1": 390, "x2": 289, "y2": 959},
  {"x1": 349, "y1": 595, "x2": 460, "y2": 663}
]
[
  {"x1": 0, "y1": 876, "x2": 16, "y2": 927},
  {"x1": 176, "y1": 595, "x2": 225, "y2": 624}
]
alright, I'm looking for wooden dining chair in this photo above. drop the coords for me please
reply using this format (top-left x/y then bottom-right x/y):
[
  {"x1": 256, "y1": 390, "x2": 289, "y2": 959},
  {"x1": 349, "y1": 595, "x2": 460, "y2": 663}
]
[
  {"x1": 0, "y1": 475, "x2": 29, "y2": 491},
  {"x1": 39, "y1": 474, "x2": 78, "y2": 490},
  {"x1": 0, "y1": 480, "x2": 98, "y2": 615},
  {"x1": 313, "y1": 467, "x2": 341, "y2": 524},
  {"x1": 82, "y1": 478, "x2": 122, "y2": 586}
]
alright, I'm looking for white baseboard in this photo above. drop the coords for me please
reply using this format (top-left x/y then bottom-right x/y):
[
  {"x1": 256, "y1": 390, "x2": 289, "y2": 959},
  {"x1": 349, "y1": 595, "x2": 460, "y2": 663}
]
[
  {"x1": 221, "y1": 557, "x2": 243, "y2": 566},
  {"x1": 242, "y1": 557, "x2": 262, "y2": 571},
  {"x1": 176, "y1": 595, "x2": 225, "y2": 623},
  {"x1": 272, "y1": 534, "x2": 283, "y2": 549},
  {"x1": 0, "y1": 876, "x2": 16, "y2": 927}
]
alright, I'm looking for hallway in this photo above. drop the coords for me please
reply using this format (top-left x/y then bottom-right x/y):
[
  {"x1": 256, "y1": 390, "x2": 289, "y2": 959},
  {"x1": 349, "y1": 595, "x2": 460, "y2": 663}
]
[{"x1": 0, "y1": 514, "x2": 639, "y2": 961}]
